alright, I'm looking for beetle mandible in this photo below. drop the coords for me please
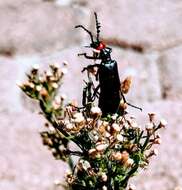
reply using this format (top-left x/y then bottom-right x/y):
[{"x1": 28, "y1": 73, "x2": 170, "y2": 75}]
[{"x1": 75, "y1": 12, "x2": 142, "y2": 116}]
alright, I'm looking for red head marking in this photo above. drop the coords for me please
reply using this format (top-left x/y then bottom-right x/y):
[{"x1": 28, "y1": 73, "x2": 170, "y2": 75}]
[{"x1": 96, "y1": 42, "x2": 106, "y2": 50}]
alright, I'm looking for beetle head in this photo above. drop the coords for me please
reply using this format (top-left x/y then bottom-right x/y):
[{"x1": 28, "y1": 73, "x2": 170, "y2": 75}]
[{"x1": 75, "y1": 12, "x2": 110, "y2": 54}]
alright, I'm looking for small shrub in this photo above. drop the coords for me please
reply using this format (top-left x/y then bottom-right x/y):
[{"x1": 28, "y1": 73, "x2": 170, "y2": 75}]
[{"x1": 19, "y1": 63, "x2": 166, "y2": 190}]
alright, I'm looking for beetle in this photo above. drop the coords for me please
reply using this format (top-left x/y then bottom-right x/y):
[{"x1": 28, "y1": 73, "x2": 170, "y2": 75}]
[{"x1": 75, "y1": 12, "x2": 141, "y2": 116}]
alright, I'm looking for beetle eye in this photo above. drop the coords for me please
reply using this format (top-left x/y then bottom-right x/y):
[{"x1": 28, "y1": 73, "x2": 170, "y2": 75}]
[{"x1": 96, "y1": 42, "x2": 106, "y2": 50}]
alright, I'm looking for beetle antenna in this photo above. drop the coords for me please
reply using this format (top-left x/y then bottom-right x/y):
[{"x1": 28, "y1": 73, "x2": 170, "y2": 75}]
[
  {"x1": 75, "y1": 25, "x2": 94, "y2": 44},
  {"x1": 94, "y1": 12, "x2": 101, "y2": 42}
]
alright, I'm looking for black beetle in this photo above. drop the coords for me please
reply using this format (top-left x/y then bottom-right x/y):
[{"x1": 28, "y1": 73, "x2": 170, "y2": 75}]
[{"x1": 75, "y1": 12, "x2": 141, "y2": 116}]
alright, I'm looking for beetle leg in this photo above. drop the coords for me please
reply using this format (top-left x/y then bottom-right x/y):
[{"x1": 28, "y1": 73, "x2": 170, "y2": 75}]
[
  {"x1": 82, "y1": 86, "x2": 87, "y2": 106},
  {"x1": 126, "y1": 102, "x2": 142, "y2": 111},
  {"x1": 120, "y1": 91, "x2": 142, "y2": 111},
  {"x1": 78, "y1": 53, "x2": 101, "y2": 60},
  {"x1": 91, "y1": 84, "x2": 100, "y2": 101},
  {"x1": 82, "y1": 64, "x2": 100, "y2": 73}
]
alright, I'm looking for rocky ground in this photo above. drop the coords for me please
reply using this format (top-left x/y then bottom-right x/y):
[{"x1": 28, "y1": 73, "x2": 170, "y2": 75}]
[{"x1": 0, "y1": 0, "x2": 182, "y2": 190}]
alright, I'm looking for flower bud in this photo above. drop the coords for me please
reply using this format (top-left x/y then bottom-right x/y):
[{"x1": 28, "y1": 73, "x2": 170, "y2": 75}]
[
  {"x1": 96, "y1": 143, "x2": 108, "y2": 152},
  {"x1": 46, "y1": 70, "x2": 53, "y2": 77},
  {"x1": 111, "y1": 114, "x2": 118, "y2": 120},
  {"x1": 128, "y1": 184, "x2": 136, "y2": 190},
  {"x1": 105, "y1": 132, "x2": 111, "y2": 138},
  {"x1": 125, "y1": 158, "x2": 134, "y2": 167},
  {"x1": 52, "y1": 83, "x2": 58, "y2": 89},
  {"x1": 16, "y1": 81, "x2": 23, "y2": 88},
  {"x1": 116, "y1": 134, "x2": 123, "y2": 142},
  {"x1": 120, "y1": 151, "x2": 129, "y2": 164},
  {"x1": 154, "y1": 138, "x2": 162, "y2": 145},
  {"x1": 111, "y1": 123, "x2": 120, "y2": 133},
  {"x1": 119, "y1": 100, "x2": 127, "y2": 111},
  {"x1": 111, "y1": 151, "x2": 122, "y2": 161},
  {"x1": 101, "y1": 172, "x2": 107, "y2": 182},
  {"x1": 130, "y1": 120, "x2": 138, "y2": 128},
  {"x1": 73, "y1": 112, "x2": 85, "y2": 124},
  {"x1": 91, "y1": 106, "x2": 102, "y2": 116},
  {"x1": 148, "y1": 149, "x2": 158, "y2": 157},
  {"x1": 145, "y1": 122, "x2": 153, "y2": 130},
  {"x1": 52, "y1": 62, "x2": 60, "y2": 69},
  {"x1": 98, "y1": 124, "x2": 106, "y2": 134},
  {"x1": 36, "y1": 85, "x2": 42, "y2": 91},
  {"x1": 40, "y1": 88, "x2": 48, "y2": 98},
  {"x1": 65, "y1": 123, "x2": 74, "y2": 131},
  {"x1": 148, "y1": 112, "x2": 155, "y2": 122},
  {"x1": 102, "y1": 186, "x2": 107, "y2": 190},
  {"x1": 32, "y1": 64, "x2": 39, "y2": 70},
  {"x1": 159, "y1": 119, "x2": 167, "y2": 128},
  {"x1": 79, "y1": 160, "x2": 91, "y2": 171},
  {"x1": 89, "y1": 148, "x2": 97, "y2": 158}
]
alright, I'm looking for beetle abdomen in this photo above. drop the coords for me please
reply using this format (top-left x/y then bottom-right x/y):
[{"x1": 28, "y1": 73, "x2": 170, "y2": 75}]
[{"x1": 98, "y1": 60, "x2": 121, "y2": 116}]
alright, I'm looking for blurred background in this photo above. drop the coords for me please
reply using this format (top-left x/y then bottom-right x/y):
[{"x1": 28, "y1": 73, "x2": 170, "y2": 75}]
[{"x1": 0, "y1": 0, "x2": 182, "y2": 190}]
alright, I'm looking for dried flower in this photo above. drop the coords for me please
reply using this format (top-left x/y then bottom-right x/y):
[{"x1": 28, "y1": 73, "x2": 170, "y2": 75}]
[
  {"x1": 55, "y1": 96, "x2": 61, "y2": 104},
  {"x1": 116, "y1": 134, "x2": 124, "y2": 142},
  {"x1": 46, "y1": 70, "x2": 53, "y2": 77},
  {"x1": 120, "y1": 151, "x2": 129, "y2": 164},
  {"x1": 91, "y1": 106, "x2": 102, "y2": 116},
  {"x1": 96, "y1": 143, "x2": 108, "y2": 152},
  {"x1": 156, "y1": 134, "x2": 161, "y2": 139},
  {"x1": 65, "y1": 123, "x2": 74, "y2": 131},
  {"x1": 111, "y1": 123, "x2": 120, "y2": 133},
  {"x1": 145, "y1": 122, "x2": 153, "y2": 130},
  {"x1": 88, "y1": 148, "x2": 98, "y2": 158},
  {"x1": 98, "y1": 123, "x2": 106, "y2": 134},
  {"x1": 159, "y1": 119, "x2": 167, "y2": 128},
  {"x1": 111, "y1": 113, "x2": 118, "y2": 120},
  {"x1": 52, "y1": 82, "x2": 58, "y2": 89},
  {"x1": 73, "y1": 112, "x2": 85, "y2": 124},
  {"x1": 79, "y1": 160, "x2": 91, "y2": 171},
  {"x1": 105, "y1": 131, "x2": 111, "y2": 138},
  {"x1": 125, "y1": 158, "x2": 134, "y2": 167},
  {"x1": 20, "y1": 62, "x2": 165, "y2": 190},
  {"x1": 149, "y1": 149, "x2": 159, "y2": 157},
  {"x1": 102, "y1": 186, "x2": 107, "y2": 190},
  {"x1": 52, "y1": 62, "x2": 60, "y2": 69},
  {"x1": 153, "y1": 138, "x2": 162, "y2": 145},
  {"x1": 121, "y1": 76, "x2": 132, "y2": 94},
  {"x1": 52, "y1": 102, "x2": 60, "y2": 110},
  {"x1": 66, "y1": 173, "x2": 75, "y2": 184},
  {"x1": 148, "y1": 112, "x2": 156, "y2": 122},
  {"x1": 128, "y1": 184, "x2": 136, "y2": 190},
  {"x1": 111, "y1": 151, "x2": 122, "y2": 161},
  {"x1": 16, "y1": 81, "x2": 23, "y2": 88},
  {"x1": 101, "y1": 172, "x2": 107, "y2": 182},
  {"x1": 36, "y1": 85, "x2": 42, "y2": 91},
  {"x1": 32, "y1": 64, "x2": 39, "y2": 70},
  {"x1": 40, "y1": 88, "x2": 48, "y2": 98},
  {"x1": 119, "y1": 100, "x2": 128, "y2": 111},
  {"x1": 130, "y1": 120, "x2": 138, "y2": 128}
]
